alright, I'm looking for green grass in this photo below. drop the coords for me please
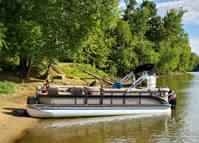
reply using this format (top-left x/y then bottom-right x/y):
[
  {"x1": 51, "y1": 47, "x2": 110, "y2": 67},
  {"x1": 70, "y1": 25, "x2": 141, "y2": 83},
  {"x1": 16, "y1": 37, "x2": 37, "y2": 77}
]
[
  {"x1": 57, "y1": 63, "x2": 109, "y2": 79},
  {"x1": 0, "y1": 81, "x2": 17, "y2": 95}
]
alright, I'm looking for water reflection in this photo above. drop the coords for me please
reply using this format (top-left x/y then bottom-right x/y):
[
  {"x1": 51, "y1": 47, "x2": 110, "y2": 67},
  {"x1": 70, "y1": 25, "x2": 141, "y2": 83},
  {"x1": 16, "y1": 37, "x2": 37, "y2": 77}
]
[
  {"x1": 17, "y1": 115, "x2": 171, "y2": 143},
  {"x1": 16, "y1": 73, "x2": 199, "y2": 143}
]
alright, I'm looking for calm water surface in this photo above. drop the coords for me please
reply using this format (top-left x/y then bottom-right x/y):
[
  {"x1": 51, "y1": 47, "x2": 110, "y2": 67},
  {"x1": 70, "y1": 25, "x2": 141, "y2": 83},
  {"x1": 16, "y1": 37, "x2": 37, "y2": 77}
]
[{"x1": 16, "y1": 73, "x2": 199, "y2": 143}]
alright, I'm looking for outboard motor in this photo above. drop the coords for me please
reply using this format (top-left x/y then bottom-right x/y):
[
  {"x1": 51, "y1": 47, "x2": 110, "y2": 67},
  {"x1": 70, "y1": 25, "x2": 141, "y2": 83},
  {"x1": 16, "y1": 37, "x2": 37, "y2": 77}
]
[{"x1": 168, "y1": 91, "x2": 176, "y2": 110}]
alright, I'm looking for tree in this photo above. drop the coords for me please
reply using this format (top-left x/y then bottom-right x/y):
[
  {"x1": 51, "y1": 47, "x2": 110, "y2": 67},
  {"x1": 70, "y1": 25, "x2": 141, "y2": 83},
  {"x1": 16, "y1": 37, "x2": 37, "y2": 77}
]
[
  {"x1": 157, "y1": 9, "x2": 189, "y2": 73},
  {"x1": 71, "y1": 0, "x2": 119, "y2": 68},
  {"x1": 133, "y1": 37, "x2": 160, "y2": 65},
  {"x1": 16, "y1": 21, "x2": 43, "y2": 78},
  {"x1": 0, "y1": 23, "x2": 8, "y2": 67},
  {"x1": 162, "y1": 9, "x2": 185, "y2": 39},
  {"x1": 140, "y1": 1, "x2": 157, "y2": 17},
  {"x1": 0, "y1": 0, "x2": 120, "y2": 77},
  {"x1": 188, "y1": 53, "x2": 199, "y2": 71},
  {"x1": 0, "y1": 23, "x2": 6, "y2": 51},
  {"x1": 158, "y1": 40, "x2": 181, "y2": 73},
  {"x1": 145, "y1": 16, "x2": 164, "y2": 50},
  {"x1": 109, "y1": 20, "x2": 138, "y2": 75},
  {"x1": 0, "y1": 0, "x2": 197, "y2": 78},
  {"x1": 123, "y1": 0, "x2": 137, "y2": 20},
  {"x1": 177, "y1": 32, "x2": 191, "y2": 71},
  {"x1": 80, "y1": 25, "x2": 111, "y2": 68}
]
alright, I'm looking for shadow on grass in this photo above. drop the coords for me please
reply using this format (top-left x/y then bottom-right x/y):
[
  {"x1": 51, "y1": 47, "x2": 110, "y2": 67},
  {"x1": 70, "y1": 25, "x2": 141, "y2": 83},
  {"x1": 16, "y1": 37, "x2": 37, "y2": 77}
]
[
  {"x1": 0, "y1": 71, "x2": 44, "y2": 84},
  {"x1": 2, "y1": 107, "x2": 29, "y2": 117},
  {"x1": 0, "y1": 71, "x2": 21, "y2": 83}
]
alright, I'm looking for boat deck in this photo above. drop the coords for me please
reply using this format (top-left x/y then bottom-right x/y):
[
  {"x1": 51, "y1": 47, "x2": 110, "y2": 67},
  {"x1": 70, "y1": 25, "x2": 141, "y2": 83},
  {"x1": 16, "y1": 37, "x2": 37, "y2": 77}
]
[{"x1": 29, "y1": 102, "x2": 170, "y2": 107}]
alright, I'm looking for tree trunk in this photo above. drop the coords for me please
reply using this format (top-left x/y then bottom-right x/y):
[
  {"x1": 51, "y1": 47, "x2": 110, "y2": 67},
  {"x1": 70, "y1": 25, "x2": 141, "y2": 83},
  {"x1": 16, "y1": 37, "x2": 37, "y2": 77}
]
[
  {"x1": 19, "y1": 56, "x2": 32, "y2": 79},
  {"x1": 26, "y1": 58, "x2": 32, "y2": 78}
]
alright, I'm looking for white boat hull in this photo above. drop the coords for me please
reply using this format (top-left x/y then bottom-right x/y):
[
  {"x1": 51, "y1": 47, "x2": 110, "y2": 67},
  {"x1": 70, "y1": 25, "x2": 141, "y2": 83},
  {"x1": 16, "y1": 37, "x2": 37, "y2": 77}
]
[{"x1": 27, "y1": 106, "x2": 171, "y2": 118}]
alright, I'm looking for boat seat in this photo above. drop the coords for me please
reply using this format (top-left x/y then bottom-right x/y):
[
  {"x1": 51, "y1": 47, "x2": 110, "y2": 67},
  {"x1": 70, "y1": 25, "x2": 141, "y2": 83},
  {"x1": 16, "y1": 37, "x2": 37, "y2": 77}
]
[
  {"x1": 85, "y1": 87, "x2": 100, "y2": 96},
  {"x1": 48, "y1": 87, "x2": 59, "y2": 96},
  {"x1": 69, "y1": 87, "x2": 84, "y2": 96}
]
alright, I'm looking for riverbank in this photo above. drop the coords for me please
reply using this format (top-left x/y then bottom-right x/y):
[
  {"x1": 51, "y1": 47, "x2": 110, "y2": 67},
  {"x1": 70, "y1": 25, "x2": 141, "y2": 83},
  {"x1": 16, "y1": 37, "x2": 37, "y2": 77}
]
[
  {"x1": 0, "y1": 70, "x2": 191, "y2": 143},
  {"x1": 0, "y1": 83, "x2": 39, "y2": 143},
  {"x1": 0, "y1": 63, "x2": 109, "y2": 143},
  {"x1": 0, "y1": 73, "x2": 90, "y2": 143}
]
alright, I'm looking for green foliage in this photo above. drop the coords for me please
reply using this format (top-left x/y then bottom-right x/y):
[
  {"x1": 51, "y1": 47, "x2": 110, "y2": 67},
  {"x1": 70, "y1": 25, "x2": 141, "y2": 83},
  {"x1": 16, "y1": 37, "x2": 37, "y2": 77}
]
[
  {"x1": 0, "y1": 0, "x2": 198, "y2": 79},
  {"x1": 163, "y1": 9, "x2": 185, "y2": 38},
  {"x1": 0, "y1": 23, "x2": 6, "y2": 49},
  {"x1": 177, "y1": 33, "x2": 191, "y2": 71},
  {"x1": 0, "y1": 81, "x2": 17, "y2": 95},
  {"x1": 141, "y1": 1, "x2": 157, "y2": 17},
  {"x1": 156, "y1": 9, "x2": 192, "y2": 73},
  {"x1": 158, "y1": 41, "x2": 180, "y2": 72},
  {"x1": 58, "y1": 63, "x2": 108, "y2": 79},
  {"x1": 0, "y1": 23, "x2": 8, "y2": 65},
  {"x1": 79, "y1": 24, "x2": 111, "y2": 68},
  {"x1": 109, "y1": 20, "x2": 138, "y2": 75},
  {"x1": 145, "y1": 16, "x2": 163, "y2": 44},
  {"x1": 16, "y1": 20, "x2": 43, "y2": 59},
  {"x1": 124, "y1": 0, "x2": 137, "y2": 19},
  {"x1": 188, "y1": 53, "x2": 199, "y2": 71}
]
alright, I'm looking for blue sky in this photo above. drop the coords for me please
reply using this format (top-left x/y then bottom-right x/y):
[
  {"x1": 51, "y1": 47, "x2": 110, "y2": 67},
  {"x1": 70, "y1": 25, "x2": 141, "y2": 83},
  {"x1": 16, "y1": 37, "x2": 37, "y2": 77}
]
[{"x1": 120, "y1": 0, "x2": 199, "y2": 55}]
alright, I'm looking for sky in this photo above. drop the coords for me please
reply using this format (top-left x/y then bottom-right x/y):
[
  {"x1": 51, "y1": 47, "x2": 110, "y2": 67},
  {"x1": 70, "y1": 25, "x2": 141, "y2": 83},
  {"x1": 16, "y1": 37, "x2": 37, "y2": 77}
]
[{"x1": 120, "y1": 0, "x2": 199, "y2": 55}]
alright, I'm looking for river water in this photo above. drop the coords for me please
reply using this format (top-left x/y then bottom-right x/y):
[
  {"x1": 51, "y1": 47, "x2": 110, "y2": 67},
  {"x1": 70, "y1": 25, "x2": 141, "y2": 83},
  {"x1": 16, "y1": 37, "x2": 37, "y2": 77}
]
[{"x1": 16, "y1": 73, "x2": 199, "y2": 143}]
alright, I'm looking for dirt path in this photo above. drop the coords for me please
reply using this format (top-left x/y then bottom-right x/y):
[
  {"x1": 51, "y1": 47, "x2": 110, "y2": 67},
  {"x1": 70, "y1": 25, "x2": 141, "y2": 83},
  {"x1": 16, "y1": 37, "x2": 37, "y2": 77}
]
[{"x1": 0, "y1": 83, "x2": 39, "y2": 143}]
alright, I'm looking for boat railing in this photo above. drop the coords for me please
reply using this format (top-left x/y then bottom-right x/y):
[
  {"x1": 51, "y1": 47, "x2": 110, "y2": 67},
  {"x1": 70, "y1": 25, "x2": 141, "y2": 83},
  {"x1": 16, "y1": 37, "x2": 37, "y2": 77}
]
[
  {"x1": 36, "y1": 86, "x2": 169, "y2": 97},
  {"x1": 35, "y1": 86, "x2": 169, "y2": 106},
  {"x1": 37, "y1": 94, "x2": 167, "y2": 106}
]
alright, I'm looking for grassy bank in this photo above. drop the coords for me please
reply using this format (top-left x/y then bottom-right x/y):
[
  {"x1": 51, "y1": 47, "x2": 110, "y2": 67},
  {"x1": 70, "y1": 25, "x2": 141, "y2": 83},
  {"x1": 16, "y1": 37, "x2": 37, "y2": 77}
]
[
  {"x1": 57, "y1": 63, "x2": 109, "y2": 78},
  {"x1": 52, "y1": 63, "x2": 110, "y2": 85},
  {"x1": 0, "y1": 81, "x2": 17, "y2": 95},
  {"x1": 0, "y1": 63, "x2": 110, "y2": 96}
]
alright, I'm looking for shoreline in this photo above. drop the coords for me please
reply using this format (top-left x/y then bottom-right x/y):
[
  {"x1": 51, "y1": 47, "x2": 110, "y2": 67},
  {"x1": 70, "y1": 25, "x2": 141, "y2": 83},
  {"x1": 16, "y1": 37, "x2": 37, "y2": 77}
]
[
  {"x1": 0, "y1": 72, "x2": 191, "y2": 143},
  {"x1": 0, "y1": 84, "x2": 39, "y2": 143}
]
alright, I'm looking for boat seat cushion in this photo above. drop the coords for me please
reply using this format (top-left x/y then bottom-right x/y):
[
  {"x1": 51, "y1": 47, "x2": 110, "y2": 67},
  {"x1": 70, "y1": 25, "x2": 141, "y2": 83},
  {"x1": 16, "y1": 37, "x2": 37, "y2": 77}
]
[
  {"x1": 48, "y1": 87, "x2": 59, "y2": 96},
  {"x1": 69, "y1": 87, "x2": 84, "y2": 96}
]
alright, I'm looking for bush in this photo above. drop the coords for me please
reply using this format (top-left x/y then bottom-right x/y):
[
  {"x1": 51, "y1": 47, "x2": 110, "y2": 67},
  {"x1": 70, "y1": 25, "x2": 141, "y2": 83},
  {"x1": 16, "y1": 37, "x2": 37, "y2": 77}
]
[{"x1": 0, "y1": 81, "x2": 17, "y2": 94}]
